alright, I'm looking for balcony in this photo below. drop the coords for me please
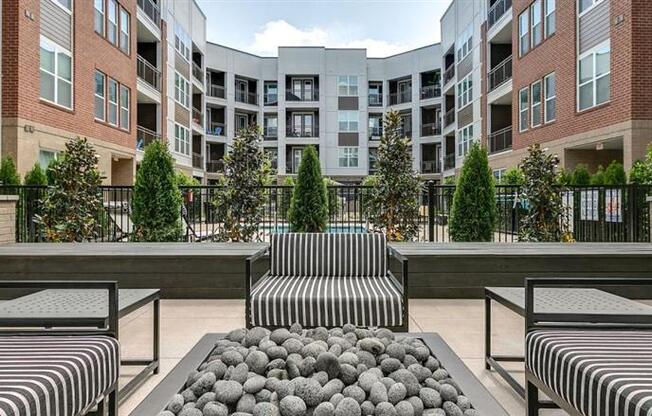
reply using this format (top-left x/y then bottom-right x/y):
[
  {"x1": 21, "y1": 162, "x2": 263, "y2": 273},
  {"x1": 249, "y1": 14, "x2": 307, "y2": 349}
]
[
  {"x1": 443, "y1": 65, "x2": 455, "y2": 85},
  {"x1": 137, "y1": 0, "x2": 160, "y2": 26},
  {"x1": 369, "y1": 126, "x2": 383, "y2": 139},
  {"x1": 206, "y1": 122, "x2": 225, "y2": 136},
  {"x1": 192, "y1": 107, "x2": 203, "y2": 126},
  {"x1": 444, "y1": 108, "x2": 455, "y2": 127},
  {"x1": 389, "y1": 91, "x2": 411, "y2": 106},
  {"x1": 421, "y1": 160, "x2": 441, "y2": 174},
  {"x1": 421, "y1": 85, "x2": 441, "y2": 100},
  {"x1": 208, "y1": 85, "x2": 225, "y2": 99},
  {"x1": 488, "y1": 126, "x2": 512, "y2": 154},
  {"x1": 444, "y1": 153, "x2": 456, "y2": 170},
  {"x1": 369, "y1": 93, "x2": 383, "y2": 107},
  {"x1": 264, "y1": 127, "x2": 278, "y2": 140},
  {"x1": 421, "y1": 122, "x2": 442, "y2": 137},
  {"x1": 235, "y1": 91, "x2": 258, "y2": 106},
  {"x1": 399, "y1": 126, "x2": 412, "y2": 139},
  {"x1": 264, "y1": 93, "x2": 278, "y2": 106},
  {"x1": 287, "y1": 127, "x2": 318, "y2": 138},
  {"x1": 192, "y1": 152, "x2": 203, "y2": 169},
  {"x1": 206, "y1": 159, "x2": 225, "y2": 173},
  {"x1": 136, "y1": 126, "x2": 161, "y2": 151},
  {"x1": 488, "y1": 56, "x2": 512, "y2": 92},
  {"x1": 285, "y1": 89, "x2": 319, "y2": 102},
  {"x1": 488, "y1": 0, "x2": 512, "y2": 28},
  {"x1": 137, "y1": 56, "x2": 161, "y2": 92},
  {"x1": 192, "y1": 62, "x2": 203, "y2": 84}
]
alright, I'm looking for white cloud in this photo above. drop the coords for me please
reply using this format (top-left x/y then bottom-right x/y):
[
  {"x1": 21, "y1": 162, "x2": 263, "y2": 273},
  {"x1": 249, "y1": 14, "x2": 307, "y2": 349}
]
[{"x1": 246, "y1": 20, "x2": 417, "y2": 58}]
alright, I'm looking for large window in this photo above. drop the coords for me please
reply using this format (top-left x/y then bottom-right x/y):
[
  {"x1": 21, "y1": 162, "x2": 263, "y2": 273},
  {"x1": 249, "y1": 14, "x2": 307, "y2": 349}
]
[
  {"x1": 119, "y1": 85, "x2": 130, "y2": 130},
  {"x1": 175, "y1": 72, "x2": 190, "y2": 108},
  {"x1": 39, "y1": 150, "x2": 58, "y2": 169},
  {"x1": 579, "y1": 0, "x2": 604, "y2": 14},
  {"x1": 119, "y1": 8, "x2": 130, "y2": 54},
  {"x1": 108, "y1": 79, "x2": 118, "y2": 126},
  {"x1": 94, "y1": 0, "x2": 105, "y2": 35},
  {"x1": 457, "y1": 25, "x2": 473, "y2": 61},
  {"x1": 94, "y1": 71, "x2": 105, "y2": 121},
  {"x1": 337, "y1": 76, "x2": 358, "y2": 96},
  {"x1": 54, "y1": 0, "x2": 72, "y2": 11},
  {"x1": 457, "y1": 124, "x2": 474, "y2": 157},
  {"x1": 578, "y1": 41, "x2": 610, "y2": 111},
  {"x1": 531, "y1": 80, "x2": 542, "y2": 127},
  {"x1": 175, "y1": 24, "x2": 191, "y2": 62},
  {"x1": 545, "y1": 0, "x2": 556, "y2": 37},
  {"x1": 531, "y1": 0, "x2": 543, "y2": 48},
  {"x1": 40, "y1": 36, "x2": 72, "y2": 109},
  {"x1": 519, "y1": 11, "x2": 530, "y2": 56},
  {"x1": 175, "y1": 124, "x2": 190, "y2": 156},
  {"x1": 338, "y1": 111, "x2": 359, "y2": 132},
  {"x1": 107, "y1": 0, "x2": 118, "y2": 45},
  {"x1": 338, "y1": 147, "x2": 359, "y2": 168},
  {"x1": 457, "y1": 74, "x2": 473, "y2": 108},
  {"x1": 544, "y1": 73, "x2": 556, "y2": 123},
  {"x1": 519, "y1": 87, "x2": 529, "y2": 132}
]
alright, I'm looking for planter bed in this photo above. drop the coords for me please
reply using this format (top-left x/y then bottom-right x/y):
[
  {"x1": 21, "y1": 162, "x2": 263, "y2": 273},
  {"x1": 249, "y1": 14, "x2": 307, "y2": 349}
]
[{"x1": 131, "y1": 326, "x2": 507, "y2": 416}]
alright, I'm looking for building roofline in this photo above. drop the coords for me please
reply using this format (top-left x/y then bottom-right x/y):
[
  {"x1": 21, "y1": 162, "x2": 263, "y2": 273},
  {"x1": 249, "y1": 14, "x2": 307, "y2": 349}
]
[{"x1": 192, "y1": 0, "x2": 207, "y2": 19}]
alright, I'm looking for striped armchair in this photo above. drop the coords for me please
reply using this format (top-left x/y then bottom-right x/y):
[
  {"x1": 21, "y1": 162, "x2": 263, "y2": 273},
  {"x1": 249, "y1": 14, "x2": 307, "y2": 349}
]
[{"x1": 246, "y1": 233, "x2": 409, "y2": 331}]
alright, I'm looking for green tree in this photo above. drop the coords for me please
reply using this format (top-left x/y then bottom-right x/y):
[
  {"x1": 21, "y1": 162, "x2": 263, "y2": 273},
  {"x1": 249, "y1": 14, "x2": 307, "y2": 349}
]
[
  {"x1": 499, "y1": 168, "x2": 526, "y2": 186},
  {"x1": 24, "y1": 163, "x2": 48, "y2": 186},
  {"x1": 213, "y1": 125, "x2": 271, "y2": 241},
  {"x1": 604, "y1": 161, "x2": 627, "y2": 185},
  {"x1": 288, "y1": 146, "x2": 329, "y2": 232},
  {"x1": 519, "y1": 144, "x2": 562, "y2": 242},
  {"x1": 630, "y1": 160, "x2": 652, "y2": 184},
  {"x1": 132, "y1": 140, "x2": 183, "y2": 242},
  {"x1": 449, "y1": 142, "x2": 496, "y2": 242},
  {"x1": 365, "y1": 110, "x2": 421, "y2": 241},
  {"x1": 36, "y1": 137, "x2": 103, "y2": 242},
  {"x1": 0, "y1": 156, "x2": 20, "y2": 186},
  {"x1": 46, "y1": 158, "x2": 61, "y2": 185},
  {"x1": 590, "y1": 165, "x2": 606, "y2": 185},
  {"x1": 571, "y1": 164, "x2": 591, "y2": 185}
]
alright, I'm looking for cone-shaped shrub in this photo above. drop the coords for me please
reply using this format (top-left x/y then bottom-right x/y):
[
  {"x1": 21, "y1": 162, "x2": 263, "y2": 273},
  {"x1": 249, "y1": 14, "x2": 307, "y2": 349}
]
[
  {"x1": 604, "y1": 160, "x2": 626, "y2": 185},
  {"x1": 24, "y1": 163, "x2": 47, "y2": 185},
  {"x1": 288, "y1": 146, "x2": 328, "y2": 232},
  {"x1": 590, "y1": 165, "x2": 606, "y2": 185},
  {"x1": 449, "y1": 142, "x2": 496, "y2": 241},
  {"x1": 571, "y1": 164, "x2": 591, "y2": 185},
  {"x1": 132, "y1": 140, "x2": 182, "y2": 241},
  {"x1": 0, "y1": 156, "x2": 20, "y2": 186}
]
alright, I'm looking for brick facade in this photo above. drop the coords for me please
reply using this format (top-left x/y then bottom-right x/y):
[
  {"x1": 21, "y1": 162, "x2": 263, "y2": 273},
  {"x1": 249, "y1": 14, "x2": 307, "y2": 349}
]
[{"x1": 0, "y1": 196, "x2": 18, "y2": 245}]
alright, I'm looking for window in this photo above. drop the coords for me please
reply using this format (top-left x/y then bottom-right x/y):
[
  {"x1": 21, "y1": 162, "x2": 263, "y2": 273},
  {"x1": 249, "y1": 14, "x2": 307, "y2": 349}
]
[
  {"x1": 264, "y1": 115, "x2": 278, "y2": 137},
  {"x1": 519, "y1": 11, "x2": 530, "y2": 56},
  {"x1": 337, "y1": 76, "x2": 358, "y2": 96},
  {"x1": 40, "y1": 36, "x2": 72, "y2": 109},
  {"x1": 457, "y1": 25, "x2": 473, "y2": 61},
  {"x1": 531, "y1": 81, "x2": 542, "y2": 127},
  {"x1": 94, "y1": 0, "x2": 104, "y2": 35},
  {"x1": 175, "y1": 72, "x2": 190, "y2": 108},
  {"x1": 544, "y1": 73, "x2": 556, "y2": 122},
  {"x1": 579, "y1": 0, "x2": 603, "y2": 14},
  {"x1": 338, "y1": 111, "x2": 359, "y2": 132},
  {"x1": 545, "y1": 0, "x2": 556, "y2": 37},
  {"x1": 493, "y1": 168, "x2": 506, "y2": 181},
  {"x1": 108, "y1": 79, "x2": 118, "y2": 125},
  {"x1": 39, "y1": 150, "x2": 58, "y2": 169},
  {"x1": 457, "y1": 124, "x2": 474, "y2": 157},
  {"x1": 107, "y1": 0, "x2": 117, "y2": 45},
  {"x1": 120, "y1": 85, "x2": 130, "y2": 130},
  {"x1": 264, "y1": 81, "x2": 278, "y2": 105},
  {"x1": 54, "y1": 0, "x2": 72, "y2": 11},
  {"x1": 531, "y1": 0, "x2": 543, "y2": 48},
  {"x1": 175, "y1": 24, "x2": 191, "y2": 62},
  {"x1": 456, "y1": 74, "x2": 473, "y2": 108},
  {"x1": 519, "y1": 87, "x2": 529, "y2": 132},
  {"x1": 119, "y1": 8, "x2": 130, "y2": 54},
  {"x1": 338, "y1": 147, "x2": 359, "y2": 168},
  {"x1": 578, "y1": 41, "x2": 610, "y2": 111},
  {"x1": 175, "y1": 124, "x2": 190, "y2": 156},
  {"x1": 94, "y1": 71, "x2": 105, "y2": 121}
]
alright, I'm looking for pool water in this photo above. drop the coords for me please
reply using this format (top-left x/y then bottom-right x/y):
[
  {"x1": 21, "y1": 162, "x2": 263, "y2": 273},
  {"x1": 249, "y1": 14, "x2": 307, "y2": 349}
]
[{"x1": 264, "y1": 224, "x2": 368, "y2": 234}]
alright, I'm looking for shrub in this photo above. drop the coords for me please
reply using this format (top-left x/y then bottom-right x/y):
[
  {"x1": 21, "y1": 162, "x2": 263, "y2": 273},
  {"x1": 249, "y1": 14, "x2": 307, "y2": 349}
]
[
  {"x1": 449, "y1": 142, "x2": 496, "y2": 242},
  {"x1": 604, "y1": 161, "x2": 627, "y2": 185},
  {"x1": 324, "y1": 177, "x2": 341, "y2": 217},
  {"x1": 288, "y1": 146, "x2": 329, "y2": 232},
  {"x1": 499, "y1": 168, "x2": 526, "y2": 186},
  {"x1": 556, "y1": 168, "x2": 573, "y2": 186},
  {"x1": 213, "y1": 125, "x2": 271, "y2": 241},
  {"x1": 590, "y1": 165, "x2": 606, "y2": 185},
  {"x1": 630, "y1": 145, "x2": 652, "y2": 184},
  {"x1": 518, "y1": 144, "x2": 562, "y2": 242},
  {"x1": 0, "y1": 156, "x2": 20, "y2": 186},
  {"x1": 46, "y1": 158, "x2": 60, "y2": 185},
  {"x1": 24, "y1": 163, "x2": 48, "y2": 186},
  {"x1": 571, "y1": 164, "x2": 591, "y2": 185},
  {"x1": 365, "y1": 110, "x2": 421, "y2": 241},
  {"x1": 132, "y1": 140, "x2": 183, "y2": 242},
  {"x1": 36, "y1": 137, "x2": 103, "y2": 242}
]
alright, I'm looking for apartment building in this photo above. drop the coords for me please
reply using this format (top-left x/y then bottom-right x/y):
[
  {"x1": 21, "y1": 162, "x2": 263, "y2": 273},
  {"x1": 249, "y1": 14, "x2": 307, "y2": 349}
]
[
  {"x1": 203, "y1": 44, "x2": 443, "y2": 183},
  {"x1": 442, "y1": 0, "x2": 652, "y2": 178}
]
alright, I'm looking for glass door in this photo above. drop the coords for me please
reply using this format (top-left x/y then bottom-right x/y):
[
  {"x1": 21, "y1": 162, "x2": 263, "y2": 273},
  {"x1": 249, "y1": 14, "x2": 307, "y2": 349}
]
[
  {"x1": 292, "y1": 148, "x2": 303, "y2": 172},
  {"x1": 236, "y1": 79, "x2": 248, "y2": 102}
]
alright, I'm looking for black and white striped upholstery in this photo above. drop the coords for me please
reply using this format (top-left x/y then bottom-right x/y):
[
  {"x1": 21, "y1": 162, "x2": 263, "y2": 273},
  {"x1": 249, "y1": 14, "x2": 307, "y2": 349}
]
[
  {"x1": 0, "y1": 336, "x2": 120, "y2": 416},
  {"x1": 252, "y1": 233, "x2": 403, "y2": 328},
  {"x1": 527, "y1": 330, "x2": 652, "y2": 416}
]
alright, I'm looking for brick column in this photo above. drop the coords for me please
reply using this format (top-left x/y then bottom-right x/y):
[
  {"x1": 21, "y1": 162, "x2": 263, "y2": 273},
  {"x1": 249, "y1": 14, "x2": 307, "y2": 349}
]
[{"x1": 0, "y1": 195, "x2": 18, "y2": 245}]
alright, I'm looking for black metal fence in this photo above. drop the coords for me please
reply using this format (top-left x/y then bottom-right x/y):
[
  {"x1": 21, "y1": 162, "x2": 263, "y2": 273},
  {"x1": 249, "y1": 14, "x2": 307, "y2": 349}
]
[{"x1": 1, "y1": 184, "x2": 650, "y2": 243}]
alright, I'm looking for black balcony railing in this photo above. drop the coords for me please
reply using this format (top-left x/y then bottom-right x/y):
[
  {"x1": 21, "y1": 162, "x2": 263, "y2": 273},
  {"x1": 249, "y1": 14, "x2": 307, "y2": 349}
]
[
  {"x1": 264, "y1": 127, "x2": 278, "y2": 140},
  {"x1": 488, "y1": 126, "x2": 513, "y2": 154},
  {"x1": 192, "y1": 107, "x2": 203, "y2": 126},
  {"x1": 287, "y1": 127, "x2": 318, "y2": 138},
  {"x1": 137, "y1": 55, "x2": 161, "y2": 91},
  {"x1": 389, "y1": 91, "x2": 411, "y2": 106},
  {"x1": 235, "y1": 90, "x2": 258, "y2": 105},
  {"x1": 444, "y1": 108, "x2": 455, "y2": 127},
  {"x1": 192, "y1": 152, "x2": 203, "y2": 169},
  {"x1": 369, "y1": 93, "x2": 383, "y2": 107},
  {"x1": 488, "y1": 55, "x2": 513, "y2": 91},
  {"x1": 421, "y1": 122, "x2": 442, "y2": 137},
  {"x1": 136, "y1": 126, "x2": 161, "y2": 151},
  {"x1": 444, "y1": 65, "x2": 455, "y2": 85},
  {"x1": 208, "y1": 85, "x2": 225, "y2": 99},
  {"x1": 444, "y1": 153, "x2": 456, "y2": 170},
  {"x1": 264, "y1": 93, "x2": 278, "y2": 106},
  {"x1": 137, "y1": 0, "x2": 160, "y2": 26},
  {"x1": 206, "y1": 160, "x2": 225, "y2": 173},
  {"x1": 369, "y1": 126, "x2": 383, "y2": 139},
  {"x1": 285, "y1": 89, "x2": 319, "y2": 102},
  {"x1": 192, "y1": 62, "x2": 203, "y2": 83},
  {"x1": 488, "y1": 0, "x2": 512, "y2": 28},
  {"x1": 421, "y1": 85, "x2": 442, "y2": 100},
  {"x1": 206, "y1": 122, "x2": 225, "y2": 136},
  {"x1": 421, "y1": 160, "x2": 441, "y2": 174}
]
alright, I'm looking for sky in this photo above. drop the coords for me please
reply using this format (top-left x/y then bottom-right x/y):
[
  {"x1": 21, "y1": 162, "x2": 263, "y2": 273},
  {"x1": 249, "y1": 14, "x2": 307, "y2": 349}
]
[{"x1": 195, "y1": 0, "x2": 453, "y2": 58}]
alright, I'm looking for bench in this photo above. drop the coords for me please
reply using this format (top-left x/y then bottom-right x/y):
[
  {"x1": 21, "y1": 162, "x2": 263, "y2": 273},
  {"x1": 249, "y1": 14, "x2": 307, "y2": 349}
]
[
  {"x1": 524, "y1": 278, "x2": 652, "y2": 416},
  {"x1": 246, "y1": 233, "x2": 409, "y2": 331}
]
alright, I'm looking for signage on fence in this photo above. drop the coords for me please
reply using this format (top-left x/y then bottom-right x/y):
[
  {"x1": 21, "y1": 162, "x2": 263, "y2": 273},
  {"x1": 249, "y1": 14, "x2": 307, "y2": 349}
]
[
  {"x1": 580, "y1": 190, "x2": 599, "y2": 221},
  {"x1": 605, "y1": 188, "x2": 622, "y2": 223},
  {"x1": 561, "y1": 191, "x2": 574, "y2": 232}
]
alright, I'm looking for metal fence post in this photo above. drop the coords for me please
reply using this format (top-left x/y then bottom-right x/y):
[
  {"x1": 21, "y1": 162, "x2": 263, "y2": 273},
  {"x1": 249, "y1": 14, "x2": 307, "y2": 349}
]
[{"x1": 428, "y1": 180, "x2": 435, "y2": 242}]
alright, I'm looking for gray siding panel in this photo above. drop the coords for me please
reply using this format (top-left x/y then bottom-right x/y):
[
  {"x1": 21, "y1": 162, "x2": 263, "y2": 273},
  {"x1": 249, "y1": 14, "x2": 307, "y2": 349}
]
[
  {"x1": 338, "y1": 97, "x2": 359, "y2": 110},
  {"x1": 457, "y1": 105, "x2": 473, "y2": 127},
  {"x1": 579, "y1": 0, "x2": 610, "y2": 54},
  {"x1": 40, "y1": 0, "x2": 72, "y2": 50},
  {"x1": 338, "y1": 133, "x2": 359, "y2": 146},
  {"x1": 457, "y1": 54, "x2": 473, "y2": 79}
]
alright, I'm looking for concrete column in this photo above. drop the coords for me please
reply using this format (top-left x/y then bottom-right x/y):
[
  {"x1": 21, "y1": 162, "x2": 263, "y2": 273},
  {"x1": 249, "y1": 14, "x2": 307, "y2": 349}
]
[{"x1": 0, "y1": 195, "x2": 18, "y2": 245}]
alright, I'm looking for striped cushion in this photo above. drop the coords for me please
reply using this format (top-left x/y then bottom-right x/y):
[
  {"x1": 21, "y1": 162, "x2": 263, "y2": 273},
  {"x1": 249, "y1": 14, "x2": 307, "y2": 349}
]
[
  {"x1": 526, "y1": 330, "x2": 652, "y2": 416},
  {"x1": 270, "y1": 233, "x2": 386, "y2": 277},
  {"x1": 0, "y1": 336, "x2": 120, "y2": 416},
  {"x1": 250, "y1": 274, "x2": 403, "y2": 328}
]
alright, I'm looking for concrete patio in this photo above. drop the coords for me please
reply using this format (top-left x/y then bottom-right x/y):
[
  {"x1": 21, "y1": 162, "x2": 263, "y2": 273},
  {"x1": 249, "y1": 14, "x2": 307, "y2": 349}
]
[{"x1": 116, "y1": 298, "x2": 572, "y2": 416}]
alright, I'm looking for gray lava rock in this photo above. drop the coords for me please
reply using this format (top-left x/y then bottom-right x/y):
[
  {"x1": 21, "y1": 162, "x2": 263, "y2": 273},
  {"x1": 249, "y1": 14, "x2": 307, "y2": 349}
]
[
  {"x1": 395, "y1": 401, "x2": 414, "y2": 416},
  {"x1": 322, "y1": 378, "x2": 344, "y2": 400},
  {"x1": 181, "y1": 389, "x2": 197, "y2": 404},
  {"x1": 237, "y1": 393, "x2": 257, "y2": 413},
  {"x1": 422, "y1": 410, "x2": 445, "y2": 416},
  {"x1": 356, "y1": 351, "x2": 377, "y2": 368},
  {"x1": 195, "y1": 392, "x2": 216, "y2": 410},
  {"x1": 244, "y1": 327, "x2": 270, "y2": 348},
  {"x1": 380, "y1": 358, "x2": 402, "y2": 375},
  {"x1": 339, "y1": 364, "x2": 358, "y2": 385},
  {"x1": 179, "y1": 408, "x2": 202, "y2": 416},
  {"x1": 253, "y1": 402, "x2": 280, "y2": 416},
  {"x1": 244, "y1": 375, "x2": 267, "y2": 393},
  {"x1": 221, "y1": 350, "x2": 244, "y2": 367},
  {"x1": 407, "y1": 364, "x2": 431, "y2": 383},
  {"x1": 424, "y1": 357, "x2": 440, "y2": 372},
  {"x1": 406, "y1": 397, "x2": 424, "y2": 416},
  {"x1": 385, "y1": 343, "x2": 406, "y2": 361},
  {"x1": 389, "y1": 370, "x2": 420, "y2": 397},
  {"x1": 456, "y1": 396, "x2": 470, "y2": 412},
  {"x1": 369, "y1": 382, "x2": 388, "y2": 405},
  {"x1": 282, "y1": 338, "x2": 304, "y2": 354},
  {"x1": 226, "y1": 328, "x2": 248, "y2": 343},
  {"x1": 431, "y1": 369, "x2": 448, "y2": 382},
  {"x1": 330, "y1": 393, "x2": 344, "y2": 408},
  {"x1": 247, "y1": 351, "x2": 270, "y2": 375},
  {"x1": 279, "y1": 395, "x2": 307, "y2": 416},
  {"x1": 294, "y1": 377, "x2": 323, "y2": 407},
  {"x1": 361, "y1": 401, "x2": 375, "y2": 416},
  {"x1": 419, "y1": 388, "x2": 442, "y2": 409},
  {"x1": 463, "y1": 410, "x2": 480, "y2": 416},
  {"x1": 230, "y1": 363, "x2": 250, "y2": 384},
  {"x1": 289, "y1": 323, "x2": 302, "y2": 334},
  {"x1": 342, "y1": 385, "x2": 366, "y2": 404},
  {"x1": 202, "y1": 402, "x2": 228, "y2": 416},
  {"x1": 205, "y1": 359, "x2": 227, "y2": 379},
  {"x1": 380, "y1": 377, "x2": 395, "y2": 390},
  {"x1": 286, "y1": 361, "x2": 301, "y2": 379},
  {"x1": 256, "y1": 388, "x2": 273, "y2": 402},
  {"x1": 337, "y1": 352, "x2": 359, "y2": 367},
  {"x1": 312, "y1": 327, "x2": 330, "y2": 342},
  {"x1": 214, "y1": 380, "x2": 243, "y2": 404},
  {"x1": 157, "y1": 411, "x2": 175, "y2": 416},
  {"x1": 301, "y1": 343, "x2": 327, "y2": 359},
  {"x1": 335, "y1": 397, "x2": 361, "y2": 416},
  {"x1": 441, "y1": 402, "x2": 463, "y2": 416},
  {"x1": 314, "y1": 402, "x2": 336, "y2": 416},
  {"x1": 439, "y1": 385, "x2": 458, "y2": 402},
  {"x1": 316, "y1": 352, "x2": 341, "y2": 379},
  {"x1": 191, "y1": 372, "x2": 216, "y2": 396},
  {"x1": 358, "y1": 371, "x2": 380, "y2": 393},
  {"x1": 387, "y1": 383, "x2": 407, "y2": 404},
  {"x1": 359, "y1": 338, "x2": 385, "y2": 355},
  {"x1": 374, "y1": 402, "x2": 397, "y2": 416},
  {"x1": 312, "y1": 370, "x2": 329, "y2": 386},
  {"x1": 166, "y1": 394, "x2": 184, "y2": 414},
  {"x1": 299, "y1": 356, "x2": 316, "y2": 377},
  {"x1": 375, "y1": 328, "x2": 395, "y2": 341},
  {"x1": 424, "y1": 378, "x2": 441, "y2": 391},
  {"x1": 270, "y1": 329, "x2": 293, "y2": 345},
  {"x1": 268, "y1": 346, "x2": 289, "y2": 361},
  {"x1": 342, "y1": 323, "x2": 356, "y2": 334}
]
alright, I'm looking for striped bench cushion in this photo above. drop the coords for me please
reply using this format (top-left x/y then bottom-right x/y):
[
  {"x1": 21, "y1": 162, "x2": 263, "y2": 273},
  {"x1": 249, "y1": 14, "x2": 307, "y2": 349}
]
[
  {"x1": 0, "y1": 336, "x2": 120, "y2": 416},
  {"x1": 270, "y1": 233, "x2": 387, "y2": 277},
  {"x1": 526, "y1": 330, "x2": 652, "y2": 416},
  {"x1": 250, "y1": 274, "x2": 403, "y2": 328}
]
